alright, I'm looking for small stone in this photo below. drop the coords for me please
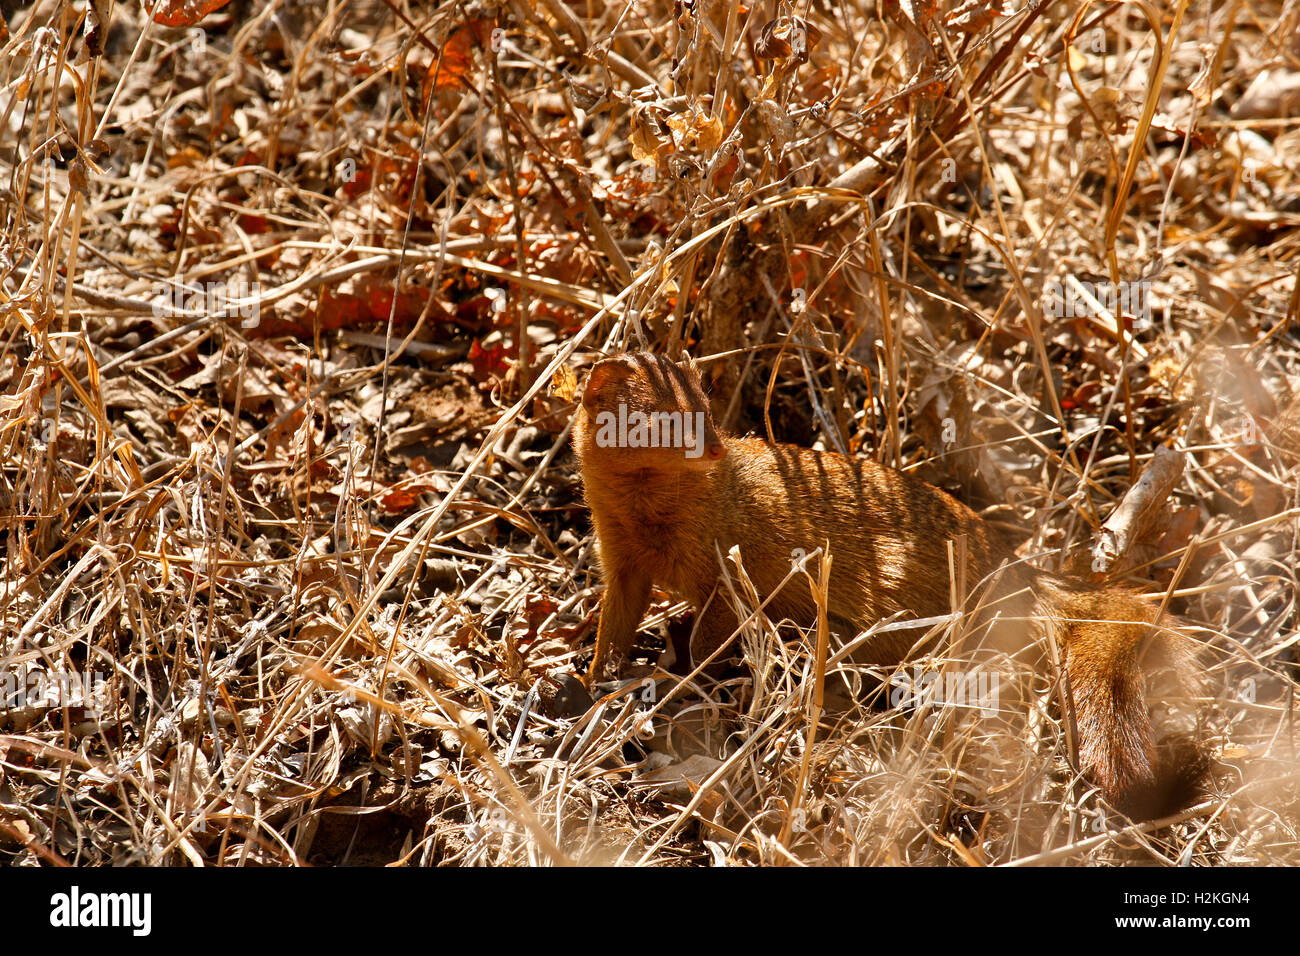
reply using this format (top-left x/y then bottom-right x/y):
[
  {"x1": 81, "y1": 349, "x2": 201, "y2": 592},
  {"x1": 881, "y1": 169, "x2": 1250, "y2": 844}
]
[{"x1": 536, "y1": 672, "x2": 593, "y2": 720}]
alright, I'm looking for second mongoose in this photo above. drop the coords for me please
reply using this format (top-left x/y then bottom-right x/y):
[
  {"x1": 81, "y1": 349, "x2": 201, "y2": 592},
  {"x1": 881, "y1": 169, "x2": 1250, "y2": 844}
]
[{"x1": 573, "y1": 352, "x2": 1201, "y2": 816}]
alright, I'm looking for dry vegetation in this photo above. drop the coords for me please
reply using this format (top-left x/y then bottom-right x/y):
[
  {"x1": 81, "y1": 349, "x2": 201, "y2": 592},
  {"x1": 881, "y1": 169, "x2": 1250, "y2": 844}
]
[{"x1": 1, "y1": 0, "x2": 1298, "y2": 866}]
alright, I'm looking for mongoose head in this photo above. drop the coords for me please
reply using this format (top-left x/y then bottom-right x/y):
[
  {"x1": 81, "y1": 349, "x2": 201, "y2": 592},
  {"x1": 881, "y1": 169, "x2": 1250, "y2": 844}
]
[{"x1": 577, "y1": 352, "x2": 727, "y2": 472}]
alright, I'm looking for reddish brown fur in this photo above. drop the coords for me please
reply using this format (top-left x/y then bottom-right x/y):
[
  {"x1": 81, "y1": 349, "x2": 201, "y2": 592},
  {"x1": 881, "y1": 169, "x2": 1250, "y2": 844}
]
[{"x1": 574, "y1": 352, "x2": 1201, "y2": 816}]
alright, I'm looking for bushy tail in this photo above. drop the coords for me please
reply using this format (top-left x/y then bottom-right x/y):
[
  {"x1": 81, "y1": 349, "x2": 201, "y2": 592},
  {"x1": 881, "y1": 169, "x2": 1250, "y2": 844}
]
[{"x1": 1039, "y1": 581, "x2": 1202, "y2": 817}]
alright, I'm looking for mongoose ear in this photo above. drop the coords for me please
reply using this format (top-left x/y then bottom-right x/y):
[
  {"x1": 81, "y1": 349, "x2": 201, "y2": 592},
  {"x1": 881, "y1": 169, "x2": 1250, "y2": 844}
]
[
  {"x1": 583, "y1": 356, "x2": 635, "y2": 407},
  {"x1": 678, "y1": 353, "x2": 700, "y2": 379}
]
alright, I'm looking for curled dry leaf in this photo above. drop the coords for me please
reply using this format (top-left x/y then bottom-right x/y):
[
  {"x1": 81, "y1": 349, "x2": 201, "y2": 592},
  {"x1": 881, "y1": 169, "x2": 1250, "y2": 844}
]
[
  {"x1": 628, "y1": 102, "x2": 673, "y2": 164},
  {"x1": 755, "y1": 16, "x2": 822, "y2": 64},
  {"x1": 564, "y1": 74, "x2": 606, "y2": 112},
  {"x1": 84, "y1": 0, "x2": 112, "y2": 56},
  {"x1": 550, "y1": 364, "x2": 578, "y2": 403},
  {"x1": 665, "y1": 102, "x2": 725, "y2": 153},
  {"x1": 150, "y1": 0, "x2": 233, "y2": 27},
  {"x1": 944, "y1": 0, "x2": 1005, "y2": 36}
]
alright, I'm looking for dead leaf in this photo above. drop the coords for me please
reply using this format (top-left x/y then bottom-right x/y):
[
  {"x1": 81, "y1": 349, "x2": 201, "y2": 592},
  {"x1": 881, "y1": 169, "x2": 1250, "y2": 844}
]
[
  {"x1": 1233, "y1": 69, "x2": 1300, "y2": 120},
  {"x1": 150, "y1": 0, "x2": 233, "y2": 28},
  {"x1": 755, "y1": 17, "x2": 822, "y2": 63}
]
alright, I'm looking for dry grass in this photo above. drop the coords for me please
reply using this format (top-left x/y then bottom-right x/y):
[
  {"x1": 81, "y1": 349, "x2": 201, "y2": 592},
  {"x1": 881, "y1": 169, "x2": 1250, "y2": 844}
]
[{"x1": 0, "y1": 0, "x2": 1297, "y2": 866}]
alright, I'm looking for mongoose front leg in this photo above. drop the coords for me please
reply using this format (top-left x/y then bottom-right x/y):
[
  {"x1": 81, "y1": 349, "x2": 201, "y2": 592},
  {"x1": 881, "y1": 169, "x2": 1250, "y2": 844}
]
[{"x1": 587, "y1": 566, "x2": 652, "y2": 684}]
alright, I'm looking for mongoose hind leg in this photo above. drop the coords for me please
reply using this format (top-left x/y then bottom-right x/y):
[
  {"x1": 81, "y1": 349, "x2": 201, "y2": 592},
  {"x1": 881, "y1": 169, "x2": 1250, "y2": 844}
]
[{"x1": 686, "y1": 589, "x2": 745, "y2": 677}]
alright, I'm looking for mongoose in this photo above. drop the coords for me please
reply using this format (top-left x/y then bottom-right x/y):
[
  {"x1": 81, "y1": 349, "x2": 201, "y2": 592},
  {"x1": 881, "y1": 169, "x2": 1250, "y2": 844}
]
[{"x1": 574, "y1": 352, "x2": 1201, "y2": 816}]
